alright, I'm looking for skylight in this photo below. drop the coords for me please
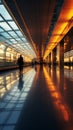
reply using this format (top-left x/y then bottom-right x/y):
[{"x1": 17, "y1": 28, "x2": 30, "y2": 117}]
[{"x1": 0, "y1": 2, "x2": 36, "y2": 60}]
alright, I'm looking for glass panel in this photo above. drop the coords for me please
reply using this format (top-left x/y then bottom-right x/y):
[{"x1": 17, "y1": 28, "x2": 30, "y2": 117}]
[
  {"x1": 0, "y1": 15, "x2": 3, "y2": 21},
  {"x1": 22, "y1": 45, "x2": 26, "y2": 47},
  {"x1": 8, "y1": 31, "x2": 17, "y2": 37},
  {"x1": 0, "y1": 22, "x2": 11, "y2": 30},
  {"x1": 17, "y1": 41, "x2": 23, "y2": 44},
  {"x1": 15, "y1": 30, "x2": 23, "y2": 36},
  {"x1": 10, "y1": 39, "x2": 16, "y2": 42},
  {"x1": 8, "y1": 21, "x2": 19, "y2": 30},
  {"x1": 0, "y1": 27, "x2": 4, "y2": 32},
  {"x1": 0, "y1": 35, "x2": 5, "y2": 42},
  {"x1": 22, "y1": 37, "x2": 27, "y2": 42},
  {"x1": 20, "y1": 43, "x2": 24, "y2": 45},
  {"x1": 11, "y1": 41, "x2": 17, "y2": 44},
  {"x1": 6, "y1": 40, "x2": 12, "y2": 44},
  {"x1": 18, "y1": 44, "x2": 22, "y2": 47},
  {"x1": 16, "y1": 38, "x2": 21, "y2": 41},
  {"x1": 25, "y1": 42, "x2": 29, "y2": 45},
  {"x1": 10, "y1": 39, "x2": 17, "y2": 44},
  {"x1": 1, "y1": 32, "x2": 12, "y2": 38},
  {"x1": 0, "y1": 5, "x2": 12, "y2": 20}
]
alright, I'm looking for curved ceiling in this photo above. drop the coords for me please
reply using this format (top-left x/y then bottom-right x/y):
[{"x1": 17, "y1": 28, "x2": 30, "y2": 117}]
[{"x1": 2, "y1": 0, "x2": 73, "y2": 60}]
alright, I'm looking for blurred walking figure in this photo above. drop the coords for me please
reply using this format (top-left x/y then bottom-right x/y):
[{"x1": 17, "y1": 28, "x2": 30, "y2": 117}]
[{"x1": 17, "y1": 55, "x2": 24, "y2": 75}]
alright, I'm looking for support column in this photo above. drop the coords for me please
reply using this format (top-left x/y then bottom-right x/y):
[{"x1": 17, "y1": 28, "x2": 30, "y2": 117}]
[
  {"x1": 48, "y1": 53, "x2": 51, "y2": 65},
  {"x1": 52, "y1": 47, "x2": 57, "y2": 66},
  {"x1": 58, "y1": 40, "x2": 64, "y2": 68}
]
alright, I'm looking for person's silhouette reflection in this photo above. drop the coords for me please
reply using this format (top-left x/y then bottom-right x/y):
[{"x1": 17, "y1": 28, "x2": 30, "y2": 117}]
[{"x1": 18, "y1": 75, "x2": 24, "y2": 91}]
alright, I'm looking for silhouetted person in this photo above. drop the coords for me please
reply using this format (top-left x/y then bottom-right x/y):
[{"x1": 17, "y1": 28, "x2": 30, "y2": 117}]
[{"x1": 17, "y1": 55, "x2": 24, "y2": 75}]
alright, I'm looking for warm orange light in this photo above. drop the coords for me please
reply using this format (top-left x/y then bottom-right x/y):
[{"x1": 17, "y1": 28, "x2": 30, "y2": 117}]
[
  {"x1": 24, "y1": 56, "x2": 32, "y2": 62},
  {"x1": 43, "y1": 66, "x2": 69, "y2": 121},
  {"x1": 44, "y1": 0, "x2": 73, "y2": 59}
]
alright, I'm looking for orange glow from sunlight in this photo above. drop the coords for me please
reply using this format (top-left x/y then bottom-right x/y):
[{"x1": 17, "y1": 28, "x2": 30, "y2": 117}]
[
  {"x1": 44, "y1": 0, "x2": 73, "y2": 59},
  {"x1": 43, "y1": 66, "x2": 69, "y2": 121}
]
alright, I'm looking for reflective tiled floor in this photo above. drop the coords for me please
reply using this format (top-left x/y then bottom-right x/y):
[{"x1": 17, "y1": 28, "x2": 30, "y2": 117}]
[{"x1": 0, "y1": 65, "x2": 73, "y2": 130}]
